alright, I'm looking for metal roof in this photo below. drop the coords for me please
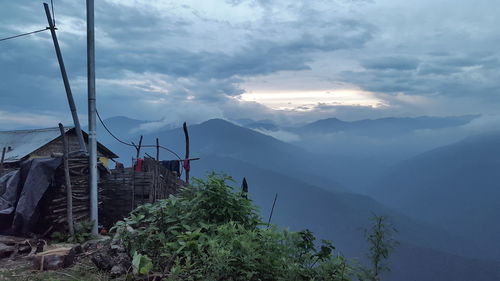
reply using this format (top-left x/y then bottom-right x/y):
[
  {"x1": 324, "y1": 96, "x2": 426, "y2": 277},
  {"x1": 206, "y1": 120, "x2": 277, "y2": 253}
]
[{"x1": 0, "y1": 127, "x2": 118, "y2": 163}]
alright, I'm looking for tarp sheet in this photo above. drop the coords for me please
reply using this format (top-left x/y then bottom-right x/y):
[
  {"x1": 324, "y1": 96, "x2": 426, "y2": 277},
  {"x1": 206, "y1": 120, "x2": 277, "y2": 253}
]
[{"x1": 0, "y1": 158, "x2": 61, "y2": 236}]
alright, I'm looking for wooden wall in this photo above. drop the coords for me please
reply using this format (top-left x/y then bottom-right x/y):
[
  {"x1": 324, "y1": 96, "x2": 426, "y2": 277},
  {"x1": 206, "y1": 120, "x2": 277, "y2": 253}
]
[
  {"x1": 30, "y1": 132, "x2": 108, "y2": 158},
  {"x1": 100, "y1": 163, "x2": 184, "y2": 228}
]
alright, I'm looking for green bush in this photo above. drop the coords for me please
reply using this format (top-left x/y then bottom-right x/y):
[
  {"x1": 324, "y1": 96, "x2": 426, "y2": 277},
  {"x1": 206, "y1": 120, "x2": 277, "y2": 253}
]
[
  {"x1": 112, "y1": 174, "x2": 356, "y2": 280},
  {"x1": 361, "y1": 215, "x2": 399, "y2": 281}
]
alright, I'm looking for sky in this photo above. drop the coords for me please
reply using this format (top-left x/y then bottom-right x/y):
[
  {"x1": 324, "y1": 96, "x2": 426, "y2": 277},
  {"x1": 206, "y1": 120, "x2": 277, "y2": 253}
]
[{"x1": 1, "y1": 0, "x2": 500, "y2": 129}]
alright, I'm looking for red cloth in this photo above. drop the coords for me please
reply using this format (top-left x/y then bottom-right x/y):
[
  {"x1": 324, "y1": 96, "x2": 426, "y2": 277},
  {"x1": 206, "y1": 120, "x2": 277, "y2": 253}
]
[
  {"x1": 134, "y1": 158, "x2": 143, "y2": 172},
  {"x1": 183, "y1": 159, "x2": 190, "y2": 171}
]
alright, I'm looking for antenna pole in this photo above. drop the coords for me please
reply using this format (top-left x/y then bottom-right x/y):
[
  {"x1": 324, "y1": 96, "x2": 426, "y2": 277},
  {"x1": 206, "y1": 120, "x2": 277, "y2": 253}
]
[
  {"x1": 43, "y1": 3, "x2": 86, "y2": 153},
  {"x1": 87, "y1": 0, "x2": 98, "y2": 235}
]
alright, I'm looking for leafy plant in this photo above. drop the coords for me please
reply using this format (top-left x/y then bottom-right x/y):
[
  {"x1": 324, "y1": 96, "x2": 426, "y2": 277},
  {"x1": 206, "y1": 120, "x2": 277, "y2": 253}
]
[
  {"x1": 361, "y1": 215, "x2": 399, "y2": 281},
  {"x1": 132, "y1": 251, "x2": 153, "y2": 275},
  {"x1": 112, "y1": 173, "x2": 357, "y2": 280}
]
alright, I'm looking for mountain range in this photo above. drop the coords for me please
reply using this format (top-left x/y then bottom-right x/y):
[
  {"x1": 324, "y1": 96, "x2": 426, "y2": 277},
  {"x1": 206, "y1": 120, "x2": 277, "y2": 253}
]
[{"x1": 95, "y1": 115, "x2": 500, "y2": 281}]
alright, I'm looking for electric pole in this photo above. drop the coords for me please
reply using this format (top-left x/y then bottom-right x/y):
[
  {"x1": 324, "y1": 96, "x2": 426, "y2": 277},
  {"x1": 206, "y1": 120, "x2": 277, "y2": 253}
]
[
  {"x1": 87, "y1": 0, "x2": 98, "y2": 235},
  {"x1": 43, "y1": 3, "x2": 86, "y2": 153}
]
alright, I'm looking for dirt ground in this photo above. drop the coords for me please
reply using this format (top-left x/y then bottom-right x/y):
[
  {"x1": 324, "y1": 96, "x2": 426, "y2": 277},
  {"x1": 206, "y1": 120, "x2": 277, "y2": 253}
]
[{"x1": 0, "y1": 252, "x2": 111, "y2": 281}]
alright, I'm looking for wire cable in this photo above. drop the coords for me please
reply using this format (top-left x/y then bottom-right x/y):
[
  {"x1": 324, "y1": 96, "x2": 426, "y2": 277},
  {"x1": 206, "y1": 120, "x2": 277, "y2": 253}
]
[
  {"x1": 96, "y1": 109, "x2": 135, "y2": 147},
  {"x1": 1, "y1": 0, "x2": 54, "y2": 43},
  {"x1": 51, "y1": 0, "x2": 56, "y2": 26},
  {"x1": 0, "y1": 28, "x2": 49, "y2": 42},
  {"x1": 96, "y1": 109, "x2": 183, "y2": 160}
]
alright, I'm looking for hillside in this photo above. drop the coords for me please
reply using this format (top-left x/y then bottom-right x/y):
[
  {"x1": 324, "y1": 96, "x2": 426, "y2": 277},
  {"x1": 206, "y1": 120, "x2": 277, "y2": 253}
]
[
  {"x1": 95, "y1": 117, "x2": 500, "y2": 280},
  {"x1": 192, "y1": 155, "x2": 500, "y2": 281},
  {"x1": 105, "y1": 118, "x2": 347, "y2": 192},
  {"x1": 370, "y1": 132, "x2": 500, "y2": 260}
]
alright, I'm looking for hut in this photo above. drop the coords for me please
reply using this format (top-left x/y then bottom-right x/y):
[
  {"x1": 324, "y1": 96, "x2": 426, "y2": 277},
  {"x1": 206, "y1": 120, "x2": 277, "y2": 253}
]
[
  {"x1": 0, "y1": 127, "x2": 117, "y2": 237},
  {"x1": 0, "y1": 126, "x2": 185, "y2": 236},
  {"x1": 0, "y1": 127, "x2": 117, "y2": 171}
]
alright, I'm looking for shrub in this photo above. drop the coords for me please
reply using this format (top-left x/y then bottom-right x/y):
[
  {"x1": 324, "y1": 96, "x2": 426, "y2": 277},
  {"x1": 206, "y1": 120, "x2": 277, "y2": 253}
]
[
  {"x1": 360, "y1": 215, "x2": 398, "y2": 281},
  {"x1": 112, "y1": 174, "x2": 356, "y2": 280}
]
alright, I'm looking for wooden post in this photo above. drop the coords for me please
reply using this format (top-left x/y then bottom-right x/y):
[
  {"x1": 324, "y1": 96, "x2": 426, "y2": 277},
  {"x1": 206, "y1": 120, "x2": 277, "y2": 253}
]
[
  {"x1": 183, "y1": 122, "x2": 190, "y2": 184},
  {"x1": 267, "y1": 193, "x2": 278, "y2": 226},
  {"x1": 58, "y1": 123, "x2": 75, "y2": 239},
  {"x1": 44, "y1": 3, "x2": 87, "y2": 153},
  {"x1": 135, "y1": 135, "x2": 143, "y2": 160},
  {"x1": 132, "y1": 136, "x2": 144, "y2": 206},
  {"x1": 155, "y1": 138, "x2": 160, "y2": 202},
  {"x1": 156, "y1": 138, "x2": 160, "y2": 162},
  {"x1": 0, "y1": 147, "x2": 6, "y2": 176},
  {"x1": 130, "y1": 157, "x2": 135, "y2": 211}
]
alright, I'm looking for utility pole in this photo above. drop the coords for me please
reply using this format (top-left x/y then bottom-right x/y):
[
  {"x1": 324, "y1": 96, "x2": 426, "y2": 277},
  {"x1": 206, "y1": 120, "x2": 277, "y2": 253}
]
[
  {"x1": 87, "y1": 0, "x2": 98, "y2": 235},
  {"x1": 43, "y1": 3, "x2": 86, "y2": 153}
]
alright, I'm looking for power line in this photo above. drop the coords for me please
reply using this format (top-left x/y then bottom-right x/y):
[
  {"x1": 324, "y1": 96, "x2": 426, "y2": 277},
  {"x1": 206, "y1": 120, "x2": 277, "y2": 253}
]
[
  {"x1": 96, "y1": 109, "x2": 135, "y2": 147},
  {"x1": 0, "y1": 28, "x2": 49, "y2": 43},
  {"x1": 51, "y1": 0, "x2": 56, "y2": 26},
  {"x1": 96, "y1": 109, "x2": 182, "y2": 160},
  {"x1": 1, "y1": 0, "x2": 55, "y2": 43}
]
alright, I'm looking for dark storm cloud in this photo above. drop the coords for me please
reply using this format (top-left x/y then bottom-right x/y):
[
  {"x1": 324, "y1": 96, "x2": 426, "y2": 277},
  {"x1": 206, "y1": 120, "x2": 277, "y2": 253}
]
[
  {"x1": 361, "y1": 56, "x2": 420, "y2": 70},
  {"x1": 343, "y1": 52, "x2": 500, "y2": 101},
  {"x1": 0, "y1": 0, "x2": 376, "y2": 125},
  {"x1": 93, "y1": 18, "x2": 373, "y2": 81},
  {"x1": 4, "y1": 0, "x2": 500, "y2": 129}
]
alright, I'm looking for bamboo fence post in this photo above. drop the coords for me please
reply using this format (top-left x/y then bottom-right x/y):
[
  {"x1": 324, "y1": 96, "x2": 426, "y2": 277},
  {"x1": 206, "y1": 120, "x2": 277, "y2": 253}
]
[
  {"x1": 267, "y1": 193, "x2": 278, "y2": 227},
  {"x1": 131, "y1": 135, "x2": 143, "y2": 207},
  {"x1": 130, "y1": 157, "x2": 135, "y2": 211},
  {"x1": 155, "y1": 138, "x2": 160, "y2": 202},
  {"x1": 58, "y1": 123, "x2": 75, "y2": 239},
  {"x1": 0, "y1": 147, "x2": 6, "y2": 176}
]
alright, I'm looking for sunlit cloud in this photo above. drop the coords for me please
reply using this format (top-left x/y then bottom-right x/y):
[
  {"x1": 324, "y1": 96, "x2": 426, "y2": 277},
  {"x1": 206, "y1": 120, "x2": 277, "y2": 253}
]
[{"x1": 238, "y1": 89, "x2": 386, "y2": 111}]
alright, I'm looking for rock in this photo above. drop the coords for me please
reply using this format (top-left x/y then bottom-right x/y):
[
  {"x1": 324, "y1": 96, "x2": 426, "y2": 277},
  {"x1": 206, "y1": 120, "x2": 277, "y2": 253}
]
[
  {"x1": 18, "y1": 244, "x2": 32, "y2": 254},
  {"x1": 0, "y1": 243, "x2": 16, "y2": 258},
  {"x1": 32, "y1": 247, "x2": 75, "y2": 270},
  {"x1": 115, "y1": 252, "x2": 131, "y2": 266},
  {"x1": 91, "y1": 251, "x2": 113, "y2": 271},
  {"x1": 90, "y1": 239, "x2": 132, "y2": 278},
  {"x1": 110, "y1": 244, "x2": 126, "y2": 253},
  {"x1": 110, "y1": 264, "x2": 128, "y2": 277},
  {"x1": 82, "y1": 236, "x2": 110, "y2": 252}
]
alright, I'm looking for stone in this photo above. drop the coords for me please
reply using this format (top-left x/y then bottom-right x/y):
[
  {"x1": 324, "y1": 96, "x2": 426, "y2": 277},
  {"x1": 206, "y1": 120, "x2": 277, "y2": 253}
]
[
  {"x1": 0, "y1": 243, "x2": 16, "y2": 259},
  {"x1": 90, "y1": 239, "x2": 132, "y2": 278},
  {"x1": 91, "y1": 251, "x2": 113, "y2": 271},
  {"x1": 32, "y1": 247, "x2": 75, "y2": 270},
  {"x1": 110, "y1": 264, "x2": 128, "y2": 277},
  {"x1": 110, "y1": 244, "x2": 126, "y2": 253}
]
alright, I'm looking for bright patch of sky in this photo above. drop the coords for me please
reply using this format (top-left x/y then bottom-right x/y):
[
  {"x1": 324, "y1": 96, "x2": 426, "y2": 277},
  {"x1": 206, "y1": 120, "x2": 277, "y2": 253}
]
[{"x1": 240, "y1": 90, "x2": 385, "y2": 111}]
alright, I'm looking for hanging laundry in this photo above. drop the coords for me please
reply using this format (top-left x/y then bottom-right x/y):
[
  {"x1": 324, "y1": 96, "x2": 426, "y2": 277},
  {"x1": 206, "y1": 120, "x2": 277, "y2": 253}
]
[
  {"x1": 134, "y1": 158, "x2": 143, "y2": 172},
  {"x1": 183, "y1": 159, "x2": 190, "y2": 172}
]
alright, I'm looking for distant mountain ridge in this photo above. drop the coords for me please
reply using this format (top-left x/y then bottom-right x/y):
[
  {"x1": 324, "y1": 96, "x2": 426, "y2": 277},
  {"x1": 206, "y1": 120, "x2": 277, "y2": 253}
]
[{"x1": 294, "y1": 114, "x2": 480, "y2": 136}]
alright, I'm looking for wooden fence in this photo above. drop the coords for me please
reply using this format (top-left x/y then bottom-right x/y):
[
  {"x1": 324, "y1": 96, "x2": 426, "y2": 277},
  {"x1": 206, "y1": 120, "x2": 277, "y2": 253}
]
[{"x1": 100, "y1": 158, "x2": 184, "y2": 227}]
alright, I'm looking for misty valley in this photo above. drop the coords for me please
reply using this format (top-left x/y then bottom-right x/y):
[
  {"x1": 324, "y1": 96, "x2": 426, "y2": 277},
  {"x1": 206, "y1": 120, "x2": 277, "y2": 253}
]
[{"x1": 91, "y1": 115, "x2": 500, "y2": 281}]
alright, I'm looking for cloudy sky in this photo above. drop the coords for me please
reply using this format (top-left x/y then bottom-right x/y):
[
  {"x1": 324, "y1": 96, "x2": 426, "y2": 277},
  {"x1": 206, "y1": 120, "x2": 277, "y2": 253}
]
[{"x1": 1, "y1": 0, "x2": 500, "y2": 129}]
